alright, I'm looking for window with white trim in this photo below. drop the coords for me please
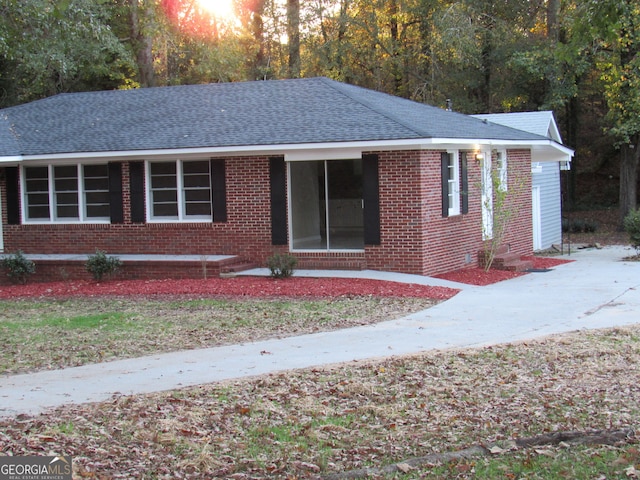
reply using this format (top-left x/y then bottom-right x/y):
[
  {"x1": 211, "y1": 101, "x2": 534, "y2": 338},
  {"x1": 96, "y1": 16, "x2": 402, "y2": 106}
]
[
  {"x1": 446, "y1": 151, "x2": 461, "y2": 216},
  {"x1": 148, "y1": 160, "x2": 212, "y2": 221},
  {"x1": 83, "y1": 164, "x2": 110, "y2": 219},
  {"x1": 23, "y1": 164, "x2": 110, "y2": 222}
]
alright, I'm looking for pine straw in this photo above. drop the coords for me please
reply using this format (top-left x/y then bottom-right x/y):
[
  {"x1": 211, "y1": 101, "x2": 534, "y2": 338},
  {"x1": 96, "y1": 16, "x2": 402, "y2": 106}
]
[{"x1": 1, "y1": 324, "x2": 638, "y2": 478}]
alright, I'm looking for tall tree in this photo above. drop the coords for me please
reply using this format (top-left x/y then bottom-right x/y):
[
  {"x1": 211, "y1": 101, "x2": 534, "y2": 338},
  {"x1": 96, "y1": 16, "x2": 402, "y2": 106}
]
[
  {"x1": 0, "y1": 0, "x2": 134, "y2": 107},
  {"x1": 573, "y1": 0, "x2": 640, "y2": 223},
  {"x1": 287, "y1": 0, "x2": 301, "y2": 77},
  {"x1": 131, "y1": 0, "x2": 156, "y2": 86},
  {"x1": 238, "y1": 0, "x2": 271, "y2": 80}
]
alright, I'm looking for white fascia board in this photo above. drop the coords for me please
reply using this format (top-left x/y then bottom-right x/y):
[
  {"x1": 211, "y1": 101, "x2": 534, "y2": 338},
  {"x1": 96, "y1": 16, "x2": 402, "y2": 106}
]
[
  {"x1": 4, "y1": 138, "x2": 575, "y2": 164},
  {"x1": 530, "y1": 142, "x2": 574, "y2": 163},
  {"x1": 547, "y1": 120, "x2": 563, "y2": 144},
  {"x1": 10, "y1": 139, "x2": 433, "y2": 164},
  {"x1": 0, "y1": 156, "x2": 23, "y2": 165},
  {"x1": 431, "y1": 138, "x2": 575, "y2": 165}
]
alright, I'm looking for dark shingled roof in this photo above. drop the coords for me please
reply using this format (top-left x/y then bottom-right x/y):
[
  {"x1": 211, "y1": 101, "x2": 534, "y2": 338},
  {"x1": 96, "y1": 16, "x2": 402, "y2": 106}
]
[
  {"x1": 0, "y1": 77, "x2": 547, "y2": 157},
  {"x1": 0, "y1": 114, "x2": 21, "y2": 156}
]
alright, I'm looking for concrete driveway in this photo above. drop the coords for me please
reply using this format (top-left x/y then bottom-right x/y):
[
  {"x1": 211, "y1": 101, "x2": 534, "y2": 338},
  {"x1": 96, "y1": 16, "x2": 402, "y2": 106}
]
[{"x1": 1, "y1": 245, "x2": 638, "y2": 418}]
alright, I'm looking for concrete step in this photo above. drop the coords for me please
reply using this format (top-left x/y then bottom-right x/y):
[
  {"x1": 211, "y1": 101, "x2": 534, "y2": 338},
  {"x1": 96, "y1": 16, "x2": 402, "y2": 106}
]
[
  {"x1": 498, "y1": 258, "x2": 534, "y2": 272},
  {"x1": 219, "y1": 261, "x2": 259, "y2": 277},
  {"x1": 491, "y1": 252, "x2": 522, "y2": 266},
  {"x1": 477, "y1": 246, "x2": 534, "y2": 272}
]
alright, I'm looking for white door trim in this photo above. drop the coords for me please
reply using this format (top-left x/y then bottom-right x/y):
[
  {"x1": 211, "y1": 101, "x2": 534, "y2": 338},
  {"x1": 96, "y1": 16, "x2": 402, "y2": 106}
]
[{"x1": 532, "y1": 186, "x2": 542, "y2": 251}]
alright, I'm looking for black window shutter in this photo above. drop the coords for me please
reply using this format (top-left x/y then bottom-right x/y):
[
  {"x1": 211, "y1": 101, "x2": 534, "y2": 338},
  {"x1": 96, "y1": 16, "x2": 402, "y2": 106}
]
[
  {"x1": 210, "y1": 159, "x2": 227, "y2": 222},
  {"x1": 5, "y1": 167, "x2": 20, "y2": 225},
  {"x1": 129, "y1": 161, "x2": 146, "y2": 223},
  {"x1": 362, "y1": 154, "x2": 381, "y2": 245},
  {"x1": 108, "y1": 162, "x2": 124, "y2": 224},
  {"x1": 269, "y1": 156, "x2": 287, "y2": 245},
  {"x1": 460, "y1": 152, "x2": 469, "y2": 214},
  {"x1": 441, "y1": 152, "x2": 450, "y2": 217}
]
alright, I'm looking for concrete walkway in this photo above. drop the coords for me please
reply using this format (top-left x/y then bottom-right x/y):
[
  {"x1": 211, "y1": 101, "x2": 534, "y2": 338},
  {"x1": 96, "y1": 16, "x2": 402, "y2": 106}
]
[{"x1": 1, "y1": 246, "x2": 639, "y2": 419}]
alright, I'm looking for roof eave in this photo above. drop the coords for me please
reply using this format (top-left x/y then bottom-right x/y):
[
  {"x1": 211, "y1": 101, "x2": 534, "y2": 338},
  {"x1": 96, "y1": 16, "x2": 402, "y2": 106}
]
[{"x1": 0, "y1": 138, "x2": 574, "y2": 164}]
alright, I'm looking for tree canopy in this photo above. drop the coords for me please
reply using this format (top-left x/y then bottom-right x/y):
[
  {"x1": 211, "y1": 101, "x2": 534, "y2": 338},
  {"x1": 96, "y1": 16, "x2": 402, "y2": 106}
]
[{"x1": 1, "y1": 0, "x2": 638, "y2": 215}]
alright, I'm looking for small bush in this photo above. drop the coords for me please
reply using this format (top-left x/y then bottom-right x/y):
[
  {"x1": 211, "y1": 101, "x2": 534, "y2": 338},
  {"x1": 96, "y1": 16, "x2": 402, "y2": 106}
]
[
  {"x1": 570, "y1": 219, "x2": 585, "y2": 233},
  {"x1": 563, "y1": 218, "x2": 598, "y2": 234},
  {"x1": 583, "y1": 219, "x2": 599, "y2": 233},
  {"x1": 623, "y1": 208, "x2": 640, "y2": 252},
  {"x1": 266, "y1": 253, "x2": 298, "y2": 279},
  {"x1": 1, "y1": 250, "x2": 36, "y2": 284},
  {"x1": 86, "y1": 250, "x2": 122, "y2": 281}
]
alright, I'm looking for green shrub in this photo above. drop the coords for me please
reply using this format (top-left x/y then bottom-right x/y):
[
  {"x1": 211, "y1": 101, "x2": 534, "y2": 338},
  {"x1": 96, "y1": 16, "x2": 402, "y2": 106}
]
[
  {"x1": 563, "y1": 218, "x2": 598, "y2": 234},
  {"x1": 1, "y1": 250, "x2": 36, "y2": 284},
  {"x1": 266, "y1": 253, "x2": 298, "y2": 279},
  {"x1": 86, "y1": 250, "x2": 122, "y2": 281},
  {"x1": 583, "y1": 219, "x2": 599, "y2": 233},
  {"x1": 623, "y1": 208, "x2": 640, "y2": 252},
  {"x1": 570, "y1": 219, "x2": 585, "y2": 233}
]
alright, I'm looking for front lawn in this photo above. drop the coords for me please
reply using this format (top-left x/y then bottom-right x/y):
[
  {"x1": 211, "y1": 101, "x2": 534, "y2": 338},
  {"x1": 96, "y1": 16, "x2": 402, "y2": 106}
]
[
  {"x1": 0, "y1": 275, "x2": 638, "y2": 478},
  {"x1": 0, "y1": 295, "x2": 437, "y2": 375},
  {"x1": 0, "y1": 326, "x2": 638, "y2": 478}
]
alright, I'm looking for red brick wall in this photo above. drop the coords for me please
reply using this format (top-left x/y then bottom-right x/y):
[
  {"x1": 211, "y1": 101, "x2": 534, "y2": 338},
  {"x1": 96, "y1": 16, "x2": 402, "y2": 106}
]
[
  {"x1": 498, "y1": 149, "x2": 533, "y2": 256},
  {"x1": 1, "y1": 157, "x2": 280, "y2": 263},
  {"x1": 1, "y1": 149, "x2": 533, "y2": 279},
  {"x1": 364, "y1": 151, "x2": 426, "y2": 274},
  {"x1": 421, "y1": 150, "x2": 485, "y2": 275},
  {"x1": 364, "y1": 149, "x2": 533, "y2": 276}
]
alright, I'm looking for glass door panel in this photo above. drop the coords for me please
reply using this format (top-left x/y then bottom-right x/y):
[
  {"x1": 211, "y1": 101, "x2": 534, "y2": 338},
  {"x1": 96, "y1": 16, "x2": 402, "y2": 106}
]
[
  {"x1": 327, "y1": 160, "x2": 364, "y2": 249},
  {"x1": 290, "y1": 161, "x2": 326, "y2": 249},
  {"x1": 290, "y1": 159, "x2": 364, "y2": 250}
]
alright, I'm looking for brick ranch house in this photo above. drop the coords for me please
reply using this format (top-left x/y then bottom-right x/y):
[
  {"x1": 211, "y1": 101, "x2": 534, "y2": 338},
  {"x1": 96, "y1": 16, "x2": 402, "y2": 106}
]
[{"x1": 0, "y1": 77, "x2": 574, "y2": 283}]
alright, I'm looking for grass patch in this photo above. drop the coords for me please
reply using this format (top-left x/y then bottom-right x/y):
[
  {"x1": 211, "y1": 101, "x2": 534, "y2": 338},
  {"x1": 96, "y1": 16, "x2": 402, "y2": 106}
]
[
  {"x1": 412, "y1": 444, "x2": 640, "y2": 479},
  {"x1": 0, "y1": 296, "x2": 435, "y2": 374}
]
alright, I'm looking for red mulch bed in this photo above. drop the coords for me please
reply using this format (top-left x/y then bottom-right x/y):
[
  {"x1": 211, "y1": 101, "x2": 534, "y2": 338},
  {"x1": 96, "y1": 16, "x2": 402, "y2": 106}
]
[
  {"x1": 0, "y1": 276, "x2": 459, "y2": 300},
  {"x1": 435, "y1": 256, "x2": 574, "y2": 286},
  {"x1": 0, "y1": 257, "x2": 574, "y2": 299}
]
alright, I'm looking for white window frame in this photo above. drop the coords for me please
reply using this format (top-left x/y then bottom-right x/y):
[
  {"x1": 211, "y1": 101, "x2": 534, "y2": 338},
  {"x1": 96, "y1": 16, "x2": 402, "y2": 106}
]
[
  {"x1": 21, "y1": 164, "x2": 110, "y2": 224},
  {"x1": 146, "y1": 159, "x2": 213, "y2": 223},
  {"x1": 446, "y1": 150, "x2": 461, "y2": 217},
  {"x1": 82, "y1": 164, "x2": 111, "y2": 221}
]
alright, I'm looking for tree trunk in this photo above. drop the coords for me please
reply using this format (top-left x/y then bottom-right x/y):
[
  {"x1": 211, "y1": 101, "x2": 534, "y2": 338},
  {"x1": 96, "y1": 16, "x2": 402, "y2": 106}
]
[
  {"x1": 248, "y1": 0, "x2": 267, "y2": 80},
  {"x1": 619, "y1": 139, "x2": 640, "y2": 227},
  {"x1": 546, "y1": 0, "x2": 559, "y2": 41},
  {"x1": 388, "y1": 0, "x2": 402, "y2": 96},
  {"x1": 287, "y1": 0, "x2": 301, "y2": 78},
  {"x1": 130, "y1": 0, "x2": 155, "y2": 87}
]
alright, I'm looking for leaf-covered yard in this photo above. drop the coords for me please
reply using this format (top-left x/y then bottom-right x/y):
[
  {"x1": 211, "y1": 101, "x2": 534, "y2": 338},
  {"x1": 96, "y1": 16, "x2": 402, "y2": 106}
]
[
  {"x1": 1, "y1": 264, "x2": 638, "y2": 478},
  {"x1": 1, "y1": 326, "x2": 638, "y2": 479},
  {"x1": 0, "y1": 274, "x2": 459, "y2": 375}
]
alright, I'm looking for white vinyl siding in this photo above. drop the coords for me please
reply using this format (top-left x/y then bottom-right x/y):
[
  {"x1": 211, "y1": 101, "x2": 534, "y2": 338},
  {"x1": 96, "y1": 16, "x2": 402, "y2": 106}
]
[{"x1": 532, "y1": 162, "x2": 562, "y2": 249}]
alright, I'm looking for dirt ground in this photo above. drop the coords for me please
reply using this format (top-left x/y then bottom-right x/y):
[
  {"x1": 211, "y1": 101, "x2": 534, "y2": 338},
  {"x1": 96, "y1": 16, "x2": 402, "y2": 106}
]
[{"x1": 563, "y1": 207, "x2": 629, "y2": 246}]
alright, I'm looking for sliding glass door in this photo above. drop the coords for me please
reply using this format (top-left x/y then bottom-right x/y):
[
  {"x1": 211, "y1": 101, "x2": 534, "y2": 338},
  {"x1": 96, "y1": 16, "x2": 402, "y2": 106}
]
[{"x1": 290, "y1": 159, "x2": 364, "y2": 250}]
